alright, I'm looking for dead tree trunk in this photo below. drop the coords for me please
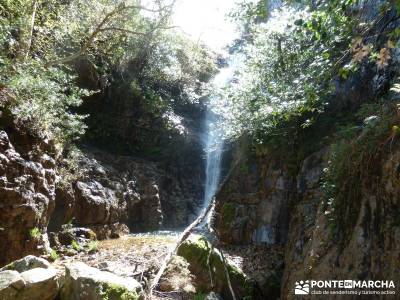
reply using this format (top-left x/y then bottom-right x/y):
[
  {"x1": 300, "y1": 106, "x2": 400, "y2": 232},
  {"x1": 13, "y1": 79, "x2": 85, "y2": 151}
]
[{"x1": 147, "y1": 198, "x2": 216, "y2": 297}]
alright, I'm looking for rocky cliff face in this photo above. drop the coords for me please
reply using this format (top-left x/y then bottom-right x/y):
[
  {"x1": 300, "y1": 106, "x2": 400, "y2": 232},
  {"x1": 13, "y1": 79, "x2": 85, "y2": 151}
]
[
  {"x1": 212, "y1": 140, "x2": 400, "y2": 299},
  {"x1": 0, "y1": 83, "x2": 206, "y2": 266},
  {"x1": 0, "y1": 91, "x2": 56, "y2": 266},
  {"x1": 281, "y1": 148, "x2": 400, "y2": 299},
  {"x1": 48, "y1": 143, "x2": 204, "y2": 236},
  {"x1": 72, "y1": 59, "x2": 207, "y2": 230},
  {"x1": 212, "y1": 31, "x2": 400, "y2": 298},
  {"x1": 49, "y1": 148, "x2": 162, "y2": 236},
  {"x1": 213, "y1": 150, "x2": 293, "y2": 245}
]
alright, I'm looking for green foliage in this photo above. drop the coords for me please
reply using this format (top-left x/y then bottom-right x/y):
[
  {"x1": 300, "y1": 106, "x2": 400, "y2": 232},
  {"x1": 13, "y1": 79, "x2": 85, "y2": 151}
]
[
  {"x1": 220, "y1": 0, "x2": 399, "y2": 166},
  {"x1": 0, "y1": 0, "x2": 196, "y2": 154},
  {"x1": 229, "y1": 0, "x2": 269, "y2": 42},
  {"x1": 86, "y1": 241, "x2": 99, "y2": 253},
  {"x1": 50, "y1": 249, "x2": 59, "y2": 261},
  {"x1": 0, "y1": 0, "x2": 94, "y2": 147},
  {"x1": 221, "y1": 1, "x2": 357, "y2": 148},
  {"x1": 98, "y1": 282, "x2": 139, "y2": 300},
  {"x1": 29, "y1": 227, "x2": 41, "y2": 240},
  {"x1": 71, "y1": 239, "x2": 81, "y2": 251},
  {"x1": 2, "y1": 61, "x2": 89, "y2": 146},
  {"x1": 141, "y1": 32, "x2": 217, "y2": 104},
  {"x1": 193, "y1": 292, "x2": 207, "y2": 300},
  {"x1": 57, "y1": 146, "x2": 85, "y2": 187}
]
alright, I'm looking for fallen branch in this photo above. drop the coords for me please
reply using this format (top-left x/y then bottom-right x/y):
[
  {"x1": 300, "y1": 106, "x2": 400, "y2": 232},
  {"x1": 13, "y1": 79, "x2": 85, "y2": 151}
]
[
  {"x1": 147, "y1": 157, "x2": 241, "y2": 298},
  {"x1": 147, "y1": 197, "x2": 216, "y2": 298},
  {"x1": 207, "y1": 243, "x2": 214, "y2": 289},
  {"x1": 220, "y1": 250, "x2": 237, "y2": 300}
]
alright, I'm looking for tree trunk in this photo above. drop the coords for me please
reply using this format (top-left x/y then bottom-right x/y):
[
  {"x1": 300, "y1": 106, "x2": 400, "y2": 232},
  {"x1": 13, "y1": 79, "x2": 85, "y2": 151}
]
[{"x1": 17, "y1": 0, "x2": 37, "y2": 61}]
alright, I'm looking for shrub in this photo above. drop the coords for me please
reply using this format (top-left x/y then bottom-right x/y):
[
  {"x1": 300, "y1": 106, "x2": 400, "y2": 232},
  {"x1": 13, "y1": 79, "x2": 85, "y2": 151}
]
[
  {"x1": 71, "y1": 240, "x2": 81, "y2": 251},
  {"x1": 29, "y1": 227, "x2": 41, "y2": 240},
  {"x1": 2, "y1": 61, "x2": 90, "y2": 147},
  {"x1": 50, "y1": 249, "x2": 59, "y2": 261},
  {"x1": 86, "y1": 241, "x2": 99, "y2": 253}
]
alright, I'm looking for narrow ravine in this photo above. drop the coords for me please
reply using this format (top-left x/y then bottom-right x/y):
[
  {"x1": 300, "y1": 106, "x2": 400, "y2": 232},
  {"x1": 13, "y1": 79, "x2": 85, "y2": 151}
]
[
  {"x1": 48, "y1": 65, "x2": 236, "y2": 298},
  {"x1": 2, "y1": 1, "x2": 399, "y2": 300}
]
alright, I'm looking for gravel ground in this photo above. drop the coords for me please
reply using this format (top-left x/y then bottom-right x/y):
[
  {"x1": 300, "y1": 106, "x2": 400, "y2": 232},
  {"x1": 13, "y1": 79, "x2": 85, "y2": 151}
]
[{"x1": 52, "y1": 232, "x2": 281, "y2": 299}]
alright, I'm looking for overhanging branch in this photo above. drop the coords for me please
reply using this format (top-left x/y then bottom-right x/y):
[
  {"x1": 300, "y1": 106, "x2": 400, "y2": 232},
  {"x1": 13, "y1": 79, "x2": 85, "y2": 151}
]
[{"x1": 44, "y1": 2, "x2": 174, "y2": 67}]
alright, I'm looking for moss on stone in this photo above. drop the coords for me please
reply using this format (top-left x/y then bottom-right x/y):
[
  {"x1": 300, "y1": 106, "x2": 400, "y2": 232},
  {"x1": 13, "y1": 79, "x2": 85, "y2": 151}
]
[
  {"x1": 177, "y1": 236, "x2": 211, "y2": 271},
  {"x1": 29, "y1": 227, "x2": 41, "y2": 240},
  {"x1": 71, "y1": 240, "x2": 81, "y2": 251},
  {"x1": 2, "y1": 262, "x2": 15, "y2": 270},
  {"x1": 177, "y1": 235, "x2": 256, "y2": 299},
  {"x1": 88, "y1": 230, "x2": 97, "y2": 241},
  {"x1": 193, "y1": 292, "x2": 207, "y2": 300},
  {"x1": 98, "y1": 282, "x2": 139, "y2": 300}
]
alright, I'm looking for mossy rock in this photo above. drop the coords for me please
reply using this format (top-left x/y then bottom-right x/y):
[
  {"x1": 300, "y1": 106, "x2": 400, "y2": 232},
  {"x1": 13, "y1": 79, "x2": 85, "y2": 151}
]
[
  {"x1": 60, "y1": 262, "x2": 142, "y2": 300},
  {"x1": 177, "y1": 235, "x2": 259, "y2": 300},
  {"x1": 97, "y1": 282, "x2": 139, "y2": 300}
]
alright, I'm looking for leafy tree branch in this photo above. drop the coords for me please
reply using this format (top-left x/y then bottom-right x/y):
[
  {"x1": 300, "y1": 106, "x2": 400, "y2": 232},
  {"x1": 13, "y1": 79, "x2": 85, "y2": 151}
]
[{"x1": 45, "y1": 2, "x2": 174, "y2": 67}]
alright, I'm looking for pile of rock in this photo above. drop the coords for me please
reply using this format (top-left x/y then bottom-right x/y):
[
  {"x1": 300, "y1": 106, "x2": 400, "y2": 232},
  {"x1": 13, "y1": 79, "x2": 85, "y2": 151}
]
[
  {"x1": 0, "y1": 255, "x2": 142, "y2": 300},
  {"x1": 49, "y1": 226, "x2": 98, "y2": 257}
]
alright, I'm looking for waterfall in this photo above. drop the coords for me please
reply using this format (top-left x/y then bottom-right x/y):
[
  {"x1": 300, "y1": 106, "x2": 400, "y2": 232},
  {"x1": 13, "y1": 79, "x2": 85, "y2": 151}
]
[
  {"x1": 202, "y1": 110, "x2": 224, "y2": 209},
  {"x1": 199, "y1": 63, "x2": 234, "y2": 219},
  {"x1": 195, "y1": 105, "x2": 224, "y2": 230},
  {"x1": 199, "y1": 1, "x2": 286, "y2": 212}
]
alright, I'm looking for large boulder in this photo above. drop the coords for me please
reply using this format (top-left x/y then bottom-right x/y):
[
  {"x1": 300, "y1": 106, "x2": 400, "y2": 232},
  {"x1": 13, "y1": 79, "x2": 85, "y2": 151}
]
[
  {"x1": 177, "y1": 235, "x2": 259, "y2": 300},
  {"x1": 50, "y1": 226, "x2": 99, "y2": 256},
  {"x1": 74, "y1": 180, "x2": 123, "y2": 226},
  {"x1": 0, "y1": 255, "x2": 50, "y2": 272},
  {"x1": 0, "y1": 270, "x2": 25, "y2": 299},
  {"x1": 0, "y1": 267, "x2": 59, "y2": 300},
  {"x1": 57, "y1": 227, "x2": 97, "y2": 246},
  {"x1": 18, "y1": 268, "x2": 59, "y2": 300},
  {"x1": 60, "y1": 262, "x2": 142, "y2": 300},
  {"x1": 88, "y1": 223, "x2": 129, "y2": 240}
]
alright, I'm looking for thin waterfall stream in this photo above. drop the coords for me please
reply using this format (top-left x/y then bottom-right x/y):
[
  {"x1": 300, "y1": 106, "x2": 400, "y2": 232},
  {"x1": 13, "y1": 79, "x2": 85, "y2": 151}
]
[
  {"x1": 197, "y1": 63, "x2": 234, "y2": 226},
  {"x1": 202, "y1": 111, "x2": 223, "y2": 211}
]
